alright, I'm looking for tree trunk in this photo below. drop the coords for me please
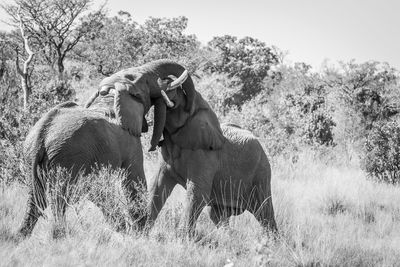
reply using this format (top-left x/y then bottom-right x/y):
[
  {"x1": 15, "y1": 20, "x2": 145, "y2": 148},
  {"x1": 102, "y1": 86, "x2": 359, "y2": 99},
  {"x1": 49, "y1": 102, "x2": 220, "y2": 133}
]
[
  {"x1": 57, "y1": 57, "x2": 64, "y2": 80},
  {"x1": 21, "y1": 73, "x2": 31, "y2": 109},
  {"x1": 16, "y1": 11, "x2": 34, "y2": 110}
]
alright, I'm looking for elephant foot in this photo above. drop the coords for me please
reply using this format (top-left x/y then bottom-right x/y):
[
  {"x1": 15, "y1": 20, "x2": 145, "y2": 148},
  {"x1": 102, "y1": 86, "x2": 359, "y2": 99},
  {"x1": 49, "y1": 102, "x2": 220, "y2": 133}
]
[
  {"x1": 261, "y1": 223, "x2": 279, "y2": 240},
  {"x1": 3, "y1": 228, "x2": 26, "y2": 244},
  {"x1": 52, "y1": 222, "x2": 67, "y2": 239},
  {"x1": 16, "y1": 226, "x2": 32, "y2": 240},
  {"x1": 17, "y1": 215, "x2": 40, "y2": 239},
  {"x1": 264, "y1": 220, "x2": 278, "y2": 235}
]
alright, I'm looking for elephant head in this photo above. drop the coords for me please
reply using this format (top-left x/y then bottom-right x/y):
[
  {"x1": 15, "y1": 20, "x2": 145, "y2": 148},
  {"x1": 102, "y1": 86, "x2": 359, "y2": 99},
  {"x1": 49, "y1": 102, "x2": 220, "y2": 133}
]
[
  {"x1": 85, "y1": 79, "x2": 149, "y2": 137},
  {"x1": 85, "y1": 60, "x2": 195, "y2": 150},
  {"x1": 157, "y1": 73, "x2": 225, "y2": 151}
]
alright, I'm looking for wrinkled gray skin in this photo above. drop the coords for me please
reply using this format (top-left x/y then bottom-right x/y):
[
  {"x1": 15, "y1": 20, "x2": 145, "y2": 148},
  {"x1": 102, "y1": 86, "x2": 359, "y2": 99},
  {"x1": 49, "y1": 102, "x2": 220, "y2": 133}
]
[
  {"x1": 100, "y1": 60, "x2": 277, "y2": 236},
  {"x1": 18, "y1": 83, "x2": 149, "y2": 238},
  {"x1": 147, "y1": 80, "x2": 278, "y2": 236}
]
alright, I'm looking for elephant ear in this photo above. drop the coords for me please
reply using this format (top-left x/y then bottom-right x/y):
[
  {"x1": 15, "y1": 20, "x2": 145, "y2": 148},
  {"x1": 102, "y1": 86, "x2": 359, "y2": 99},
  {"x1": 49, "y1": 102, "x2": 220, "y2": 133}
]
[
  {"x1": 170, "y1": 110, "x2": 225, "y2": 150},
  {"x1": 114, "y1": 83, "x2": 143, "y2": 137}
]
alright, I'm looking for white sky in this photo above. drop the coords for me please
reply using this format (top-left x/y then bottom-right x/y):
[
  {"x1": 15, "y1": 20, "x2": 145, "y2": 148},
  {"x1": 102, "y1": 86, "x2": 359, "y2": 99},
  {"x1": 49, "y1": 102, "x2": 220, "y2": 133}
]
[{"x1": 1, "y1": 0, "x2": 399, "y2": 70}]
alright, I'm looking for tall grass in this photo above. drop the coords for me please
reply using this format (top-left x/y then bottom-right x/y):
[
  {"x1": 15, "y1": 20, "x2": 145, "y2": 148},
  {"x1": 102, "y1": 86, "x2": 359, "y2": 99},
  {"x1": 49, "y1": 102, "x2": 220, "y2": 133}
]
[{"x1": 1, "y1": 150, "x2": 400, "y2": 266}]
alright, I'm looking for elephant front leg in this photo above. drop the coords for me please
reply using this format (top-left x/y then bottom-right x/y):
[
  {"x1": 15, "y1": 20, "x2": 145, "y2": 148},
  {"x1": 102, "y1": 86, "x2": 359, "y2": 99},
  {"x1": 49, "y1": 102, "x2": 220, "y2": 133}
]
[
  {"x1": 184, "y1": 179, "x2": 213, "y2": 237},
  {"x1": 180, "y1": 150, "x2": 218, "y2": 237},
  {"x1": 122, "y1": 170, "x2": 147, "y2": 230},
  {"x1": 146, "y1": 164, "x2": 178, "y2": 230}
]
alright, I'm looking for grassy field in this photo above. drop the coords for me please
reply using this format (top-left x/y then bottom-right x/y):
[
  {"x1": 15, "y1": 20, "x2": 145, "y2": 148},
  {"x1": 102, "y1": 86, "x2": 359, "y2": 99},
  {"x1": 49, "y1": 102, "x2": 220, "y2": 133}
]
[{"x1": 1, "y1": 151, "x2": 400, "y2": 267}]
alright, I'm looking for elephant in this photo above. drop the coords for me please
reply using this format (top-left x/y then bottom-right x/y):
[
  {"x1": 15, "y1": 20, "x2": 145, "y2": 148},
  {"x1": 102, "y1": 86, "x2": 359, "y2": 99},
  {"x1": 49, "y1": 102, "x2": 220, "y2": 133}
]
[
  {"x1": 100, "y1": 60, "x2": 277, "y2": 236},
  {"x1": 17, "y1": 76, "x2": 187, "y2": 238}
]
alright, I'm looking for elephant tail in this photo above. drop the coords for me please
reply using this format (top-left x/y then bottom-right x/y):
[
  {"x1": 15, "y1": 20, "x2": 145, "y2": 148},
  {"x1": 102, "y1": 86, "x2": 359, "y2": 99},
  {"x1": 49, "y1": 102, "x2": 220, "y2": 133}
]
[
  {"x1": 31, "y1": 145, "x2": 47, "y2": 214},
  {"x1": 17, "y1": 145, "x2": 47, "y2": 238},
  {"x1": 27, "y1": 102, "x2": 78, "y2": 205}
]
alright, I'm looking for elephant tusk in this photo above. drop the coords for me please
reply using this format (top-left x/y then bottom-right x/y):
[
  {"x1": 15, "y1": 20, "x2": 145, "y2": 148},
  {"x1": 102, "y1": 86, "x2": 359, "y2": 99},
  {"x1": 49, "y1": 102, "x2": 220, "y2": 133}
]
[
  {"x1": 84, "y1": 91, "x2": 99, "y2": 108},
  {"x1": 160, "y1": 91, "x2": 175, "y2": 108},
  {"x1": 167, "y1": 70, "x2": 188, "y2": 91}
]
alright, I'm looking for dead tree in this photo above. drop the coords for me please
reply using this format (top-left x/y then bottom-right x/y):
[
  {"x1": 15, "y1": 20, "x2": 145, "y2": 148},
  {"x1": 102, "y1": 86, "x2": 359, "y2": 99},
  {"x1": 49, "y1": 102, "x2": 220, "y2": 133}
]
[{"x1": 15, "y1": 11, "x2": 34, "y2": 110}]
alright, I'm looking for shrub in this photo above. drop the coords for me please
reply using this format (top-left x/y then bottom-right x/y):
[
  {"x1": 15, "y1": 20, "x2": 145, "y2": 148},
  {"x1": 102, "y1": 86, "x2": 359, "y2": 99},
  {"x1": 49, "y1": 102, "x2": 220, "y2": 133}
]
[
  {"x1": 0, "y1": 72, "x2": 76, "y2": 185},
  {"x1": 306, "y1": 110, "x2": 336, "y2": 146},
  {"x1": 363, "y1": 119, "x2": 400, "y2": 184},
  {"x1": 48, "y1": 166, "x2": 148, "y2": 232}
]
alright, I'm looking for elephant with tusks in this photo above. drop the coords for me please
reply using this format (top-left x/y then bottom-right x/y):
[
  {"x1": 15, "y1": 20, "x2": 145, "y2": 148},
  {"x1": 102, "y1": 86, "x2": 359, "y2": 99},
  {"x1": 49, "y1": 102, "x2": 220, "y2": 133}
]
[{"x1": 99, "y1": 60, "x2": 278, "y2": 236}]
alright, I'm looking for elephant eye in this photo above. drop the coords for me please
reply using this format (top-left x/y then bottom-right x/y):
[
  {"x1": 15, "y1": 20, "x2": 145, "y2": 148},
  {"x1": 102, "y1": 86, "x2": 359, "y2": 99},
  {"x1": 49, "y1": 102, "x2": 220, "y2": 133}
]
[{"x1": 125, "y1": 74, "x2": 135, "y2": 81}]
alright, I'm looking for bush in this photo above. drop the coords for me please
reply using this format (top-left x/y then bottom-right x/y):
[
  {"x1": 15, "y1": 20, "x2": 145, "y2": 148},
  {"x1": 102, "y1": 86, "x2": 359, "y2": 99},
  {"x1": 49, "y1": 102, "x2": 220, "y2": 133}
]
[
  {"x1": 363, "y1": 119, "x2": 400, "y2": 184},
  {"x1": 48, "y1": 166, "x2": 148, "y2": 232},
  {"x1": 306, "y1": 110, "x2": 336, "y2": 146},
  {"x1": 0, "y1": 73, "x2": 76, "y2": 184}
]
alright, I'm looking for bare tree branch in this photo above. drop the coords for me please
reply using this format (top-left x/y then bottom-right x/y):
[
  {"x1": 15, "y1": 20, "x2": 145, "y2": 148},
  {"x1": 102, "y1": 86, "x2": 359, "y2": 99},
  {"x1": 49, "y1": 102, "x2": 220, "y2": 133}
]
[
  {"x1": 17, "y1": 11, "x2": 34, "y2": 77},
  {"x1": 14, "y1": 7, "x2": 35, "y2": 110}
]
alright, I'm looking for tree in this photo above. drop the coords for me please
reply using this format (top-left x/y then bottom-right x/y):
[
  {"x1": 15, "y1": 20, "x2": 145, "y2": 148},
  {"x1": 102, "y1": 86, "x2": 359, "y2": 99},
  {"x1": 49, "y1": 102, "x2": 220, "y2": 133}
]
[
  {"x1": 137, "y1": 16, "x2": 200, "y2": 66},
  {"x1": 364, "y1": 119, "x2": 400, "y2": 184},
  {"x1": 326, "y1": 60, "x2": 400, "y2": 149},
  {"x1": 74, "y1": 11, "x2": 141, "y2": 76},
  {"x1": 77, "y1": 14, "x2": 203, "y2": 76},
  {"x1": 2, "y1": 0, "x2": 105, "y2": 79},
  {"x1": 207, "y1": 35, "x2": 280, "y2": 106},
  {"x1": 1, "y1": 27, "x2": 35, "y2": 110},
  {"x1": 267, "y1": 63, "x2": 336, "y2": 147},
  {"x1": 15, "y1": 11, "x2": 34, "y2": 109}
]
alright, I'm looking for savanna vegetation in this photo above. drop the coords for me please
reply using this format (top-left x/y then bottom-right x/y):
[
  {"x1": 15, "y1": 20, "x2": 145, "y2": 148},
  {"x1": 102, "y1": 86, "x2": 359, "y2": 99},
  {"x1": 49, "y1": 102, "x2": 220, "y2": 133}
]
[{"x1": 1, "y1": 0, "x2": 400, "y2": 266}]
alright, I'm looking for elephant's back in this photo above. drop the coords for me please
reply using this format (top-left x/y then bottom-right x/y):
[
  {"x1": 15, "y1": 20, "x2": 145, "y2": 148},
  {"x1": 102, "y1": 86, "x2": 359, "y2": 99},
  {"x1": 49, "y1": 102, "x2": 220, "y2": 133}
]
[
  {"x1": 220, "y1": 124, "x2": 262, "y2": 152},
  {"x1": 211, "y1": 124, "x2": 268, "y2": 205},
  {"x1": 220, "y1": 124, "x2": 270, "y2": 173},
  {"x1": 44, "y1": 108, "x2": 124, "y2": 172},
  {"x1": 24, "y1": 102, "x2": 79, "y2": 163}
]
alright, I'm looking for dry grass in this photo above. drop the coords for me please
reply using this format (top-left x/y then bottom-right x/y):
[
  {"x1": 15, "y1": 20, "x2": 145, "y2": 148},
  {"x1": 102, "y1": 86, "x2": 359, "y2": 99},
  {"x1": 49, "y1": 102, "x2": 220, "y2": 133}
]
[{"x1": 1, "y1": 151, "x2": 400, "y2": 267}]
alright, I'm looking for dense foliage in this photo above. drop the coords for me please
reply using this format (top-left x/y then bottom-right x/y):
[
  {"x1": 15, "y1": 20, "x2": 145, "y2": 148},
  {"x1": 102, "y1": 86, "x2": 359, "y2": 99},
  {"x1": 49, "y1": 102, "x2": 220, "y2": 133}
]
[
  {"x1": 363, "y1": 119, "x2": 400, "y2": 184},
  {"x1": 1, "y1": 0, "x2": 400, "y2": 184}
]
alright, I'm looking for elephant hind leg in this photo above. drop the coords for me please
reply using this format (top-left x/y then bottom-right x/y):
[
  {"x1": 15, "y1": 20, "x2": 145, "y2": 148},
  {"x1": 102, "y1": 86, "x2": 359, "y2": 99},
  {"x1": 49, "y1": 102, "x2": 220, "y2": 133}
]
[
  {"x1": 249, "y1": 187, "x2": 277, "y2": 233},
  {"x1": 48, "y1": 167, "x2": 83, "y2": 239},
  {"x1": 254, "y1": 196, "x2": 277, "y2": 233},
  {"x1": 206, "y1": 205, "x2": 230, "y2": 228},
  {"x1": 249, "y1": 165, "x2": 277, "y2": 233},
  {"x1": 18, "y1": 186, "x2": 48, "y2": 238},
  {"x1": 49, "y1": 183, "x2": 70, "y2": 239}
]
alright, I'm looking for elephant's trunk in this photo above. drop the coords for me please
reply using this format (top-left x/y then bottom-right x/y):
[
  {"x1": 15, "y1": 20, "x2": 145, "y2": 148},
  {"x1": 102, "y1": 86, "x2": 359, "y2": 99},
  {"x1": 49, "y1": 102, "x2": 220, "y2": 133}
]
[
  {"x1": 141, "y1": 60, "x2": 196, "y2": 113},
  {"x1": 149, "y1": 98, "x2": 166, "y2": 151}
]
